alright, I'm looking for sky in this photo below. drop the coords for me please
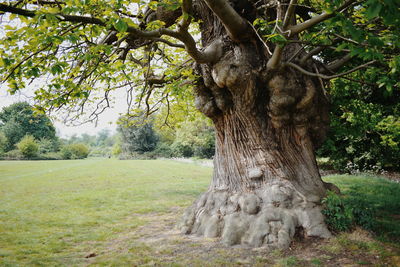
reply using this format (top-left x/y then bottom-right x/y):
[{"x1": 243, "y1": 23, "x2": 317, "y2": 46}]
[{"x1": 0, "y1": 84, "x2": 127, "y2": 137}]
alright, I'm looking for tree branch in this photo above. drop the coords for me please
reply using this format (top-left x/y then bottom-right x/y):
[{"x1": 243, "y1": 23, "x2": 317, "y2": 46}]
[
  {"x1": 202, "y1": 0, "x2": 251, "y2": 42},
  {"x1": 0, "y1": 3, "x2": 213, "y2": 63},
  {"x1": 283, "y1": 0, "x2": 297, "y2": 29},
  {"x1": 327, "y1": 53, "x2": 352, "y2": 71},
  {"x1": 299, "y1": 46, "x2": 325, "y2": 65},
  {"x1": 285, "y1": 60, "x2": 377, "y2": 80},
  {"x1": 288, "y1": 0, "x2": 358, "y2": 35}
]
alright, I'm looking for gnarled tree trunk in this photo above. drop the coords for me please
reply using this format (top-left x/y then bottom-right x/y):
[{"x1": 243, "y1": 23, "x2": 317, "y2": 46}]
[{"x1": 178, "y1": 2, "x2": 335, "y2": 249}]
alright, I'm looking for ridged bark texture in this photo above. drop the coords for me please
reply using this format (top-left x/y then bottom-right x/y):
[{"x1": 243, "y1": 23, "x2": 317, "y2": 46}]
[{"x1": 179, "y1": 0, "x2": 333, "y2": 249}]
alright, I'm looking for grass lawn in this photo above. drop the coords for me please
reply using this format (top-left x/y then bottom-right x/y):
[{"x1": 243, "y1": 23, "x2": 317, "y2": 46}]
[{"x1": 0, "y1": 158, "x2": 399, "y2": 266}]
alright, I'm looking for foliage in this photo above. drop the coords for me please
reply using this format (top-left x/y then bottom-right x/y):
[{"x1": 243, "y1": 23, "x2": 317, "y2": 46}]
[
  {"x1": 322, "y1": 191, "x2": 354, "y2": 232},
  {"x1": 153, "y1": 143, "x2": 174, "y2": 158},
  {"x1": 2, "y1": 149, "x2": 23, "y2": 160},
  {"x1": 61, "y1": 143, "x2": 89, "y2": 159},
  {"x1": 38, "y1": 138, "x2": 60, "y2": 154},
  {"x1": 318, "y1": 78, "x2": 400, "y2": 172},
  {"x1": 16, "y1": 135, "x2": 39, "y2": 158},
  {"x1": 117, "y1": 115, "x2": 159, "y2": 155},
  {"x1": 0, "y1": 131, "x2": 7, "y2": 154},
  {"x1": 170, "y1": 117, "x2": 215, "y2": 158},
  {"x1": 0, "y1": 102, "x2": 57, "y2": 151}
]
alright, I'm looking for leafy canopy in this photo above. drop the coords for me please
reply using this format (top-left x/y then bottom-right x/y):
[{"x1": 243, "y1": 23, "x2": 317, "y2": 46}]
[{"x1": 0, "y1": 0, "x2": 399, "y2": 123}]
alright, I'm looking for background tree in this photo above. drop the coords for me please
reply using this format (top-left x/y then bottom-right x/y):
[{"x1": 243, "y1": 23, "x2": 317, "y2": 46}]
[
  {"x1": 1, "y1": 0, "x2": 399, "y2": 249},
  {"x1": 117, "y1": 114, "x2": 159, "y2": 156},
  {"x1": 0, "y1": 102, "x2": 57, "y2": 151}
]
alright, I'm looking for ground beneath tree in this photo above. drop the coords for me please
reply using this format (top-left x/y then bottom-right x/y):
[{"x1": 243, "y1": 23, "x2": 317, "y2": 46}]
[{"x1": 85, "y1": 207, "x2": 400, "y2": 266}]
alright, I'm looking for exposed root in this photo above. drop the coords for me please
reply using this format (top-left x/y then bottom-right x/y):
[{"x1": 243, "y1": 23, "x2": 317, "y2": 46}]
[{"x1": 178, "y1": 181, "x2": 331, "y2": 249}]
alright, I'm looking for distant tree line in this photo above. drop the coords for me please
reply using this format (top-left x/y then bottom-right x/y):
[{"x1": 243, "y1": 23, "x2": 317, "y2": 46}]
[
  {"x1": 2, "y1": 100, "x2": 398, "y2": 172},
  {"x1": 0, "y1": 102, "x2": 91, "y2": 160}
]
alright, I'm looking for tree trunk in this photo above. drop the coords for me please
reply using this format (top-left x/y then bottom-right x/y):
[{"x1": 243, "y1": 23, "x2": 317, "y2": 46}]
[{"x1": 178, "y1": 2, "x2": 335, "y2": 249}]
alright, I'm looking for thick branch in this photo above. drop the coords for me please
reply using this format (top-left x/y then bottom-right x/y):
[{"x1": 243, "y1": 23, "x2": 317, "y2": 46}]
[
  {"x1": 288, "y1": 0, "x2": 357, "y2": 35},
  {"x1": 285, "y1": 60, "x2": 376, "y2": 80},
  {"x1": 202, "y1": 0, "x2": 251, "y2": 42},
  {"x1": 267, "y1": 46, "x2": 283, "y2": 70}
]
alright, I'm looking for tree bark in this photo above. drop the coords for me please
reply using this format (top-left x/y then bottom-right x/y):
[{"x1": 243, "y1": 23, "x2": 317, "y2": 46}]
[{"x1": 178, "y1": 0, "x2": 334, "y2": 249}]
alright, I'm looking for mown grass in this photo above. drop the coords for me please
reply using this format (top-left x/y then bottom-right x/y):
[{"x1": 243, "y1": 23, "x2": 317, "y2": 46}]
[
  {"x1": 0, "y1": 159, "x2": 211, "y2": 266},
  {"x1": 0, "y1": 159, "x2": 399, "y2": 266}
]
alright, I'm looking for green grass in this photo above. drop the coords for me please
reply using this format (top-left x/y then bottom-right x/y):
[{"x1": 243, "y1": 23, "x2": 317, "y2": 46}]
[
  {"x1": 0, "y1": 158, "x2": 211, "y2": 266},
  {"x1": 0, "y1": 159, "x2": 399, "y2": 266}
]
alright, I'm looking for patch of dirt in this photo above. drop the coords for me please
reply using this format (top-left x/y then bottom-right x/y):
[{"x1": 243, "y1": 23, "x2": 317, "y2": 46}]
[{"x1": 95, "y1": 207, "x2": 399, "y2": 266}]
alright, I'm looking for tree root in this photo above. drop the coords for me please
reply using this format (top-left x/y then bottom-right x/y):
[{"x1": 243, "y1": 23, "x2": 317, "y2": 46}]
[{"x1": 178, "y1": 181, "x2": 331, "y2": 249}]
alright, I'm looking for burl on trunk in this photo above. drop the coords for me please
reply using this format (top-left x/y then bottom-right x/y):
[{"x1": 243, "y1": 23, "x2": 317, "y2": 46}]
[{"x1": 178, "y1": 25, "x2": 336, "y2": 248}]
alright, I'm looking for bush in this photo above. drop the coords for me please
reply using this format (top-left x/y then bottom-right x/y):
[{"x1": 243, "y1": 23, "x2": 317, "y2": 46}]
[
  {"x1": 153, "y1": 143, "x2": 173, "y2": 158},
  {"x1": 61, "y1": 143, "x2": 89, "y2": 159},
  {"x1": 38, "y1": 138, "x2": 60, "y2": 154},
  {"x1": 2, "y1": 149, "x2": 23, "y2": 160},
  {"x1": 322, "y1": 191, "x2": 354, "y2": 232},
  {"x1": 16, "y1": 135, "x2": 39, "y2": 158},
  {"x1": 39, "y1": 152, "x2": 63, "y2": 160},
  {"x1": 171, "y1": 142, "x2": 193, "y2": 158},
  {"x1": 322, "y1": 191, "x2": 377, "y2": 233}
]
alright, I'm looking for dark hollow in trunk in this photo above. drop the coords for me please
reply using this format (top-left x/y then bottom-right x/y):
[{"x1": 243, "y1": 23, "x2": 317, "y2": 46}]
[{"x1": 178, "y1": 1, "x2": 336, "y2": 249}]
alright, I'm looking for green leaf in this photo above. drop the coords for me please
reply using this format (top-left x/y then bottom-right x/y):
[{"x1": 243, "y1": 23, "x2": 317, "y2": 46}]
[
  {"x1": 113, "y1": 19, "x2": 128, "y2": 33},
  {"x1": 366, "y1": 1, "x2": 382, "y2": 19}
]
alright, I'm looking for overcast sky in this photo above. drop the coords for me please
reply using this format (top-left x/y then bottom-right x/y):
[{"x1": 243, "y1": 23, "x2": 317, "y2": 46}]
[{"x1": 0, "y1": 84, "x2": 127, "y2": 137}]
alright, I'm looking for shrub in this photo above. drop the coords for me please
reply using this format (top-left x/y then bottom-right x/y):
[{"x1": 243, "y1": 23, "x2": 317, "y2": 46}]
[
  {"x1": 38, "y1": 138, "x2": 60, "y2": 154},
  {"x1": 16, "y1": 135, "x2": 39, "y2": 158},
  {"x1": 322, "y1": 191, "x2": 354, "y2": 232},
  {"x1": 322, "y1": 191, "x2": 377, "y2": 233},
  {"x1": 2, "y1": 149, "x2": 23, "y2": 160},
  {"x1": 153, "y1": 143, "x2": 173, "y2": 158},
  {"x1": 61, "y1": 143, "x2": 89, "y2": 159},
  {"x1": 38, "y1": 152, "x2": 63, "y2": 160},
  {"x1": 61, "y1": 146, "x2": 73, "y2": 159}
]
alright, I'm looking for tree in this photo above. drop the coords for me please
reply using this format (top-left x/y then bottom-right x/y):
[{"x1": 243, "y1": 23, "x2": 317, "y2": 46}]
[
  {"x1": 0, "y1": 102, "x2": 57, "y2": 151},
  {"x1": 1, "y1": 0, "x2": 399, "y2": 248},
  {"x1": 117, "y1": 114, "x2": 159, "y2": 155}
]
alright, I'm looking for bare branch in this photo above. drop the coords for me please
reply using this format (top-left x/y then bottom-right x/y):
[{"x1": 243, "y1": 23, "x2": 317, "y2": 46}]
[
  {"x1": 327, "y1": 53, "x2": 352, "y2": 71},
  {"x1": 151, "y1": 38, "x2": 185, "y2": 48},
  {"x1": 202, "y1": 0, "x2": 251, "y2": 42},
  {"x1": 288, "y1": 0, "x2": 358, "y2": 36},
  {"x1": 285, "y1": 60, "x2": 377, "y2": 79}
]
